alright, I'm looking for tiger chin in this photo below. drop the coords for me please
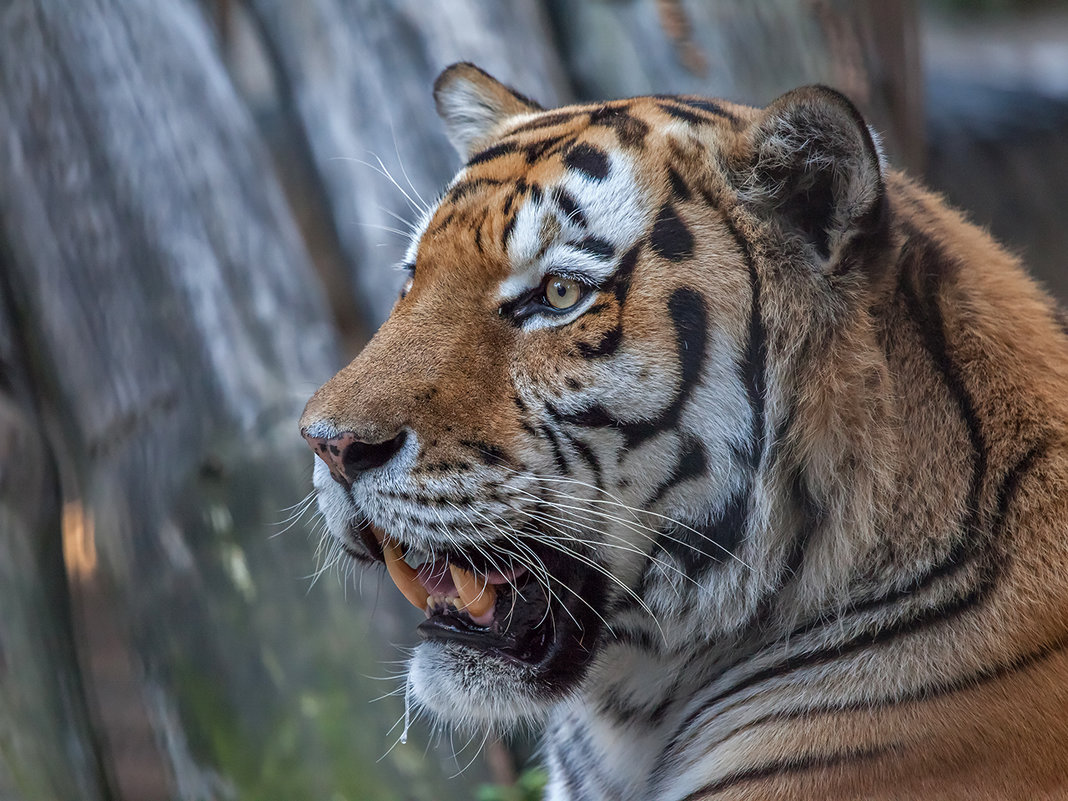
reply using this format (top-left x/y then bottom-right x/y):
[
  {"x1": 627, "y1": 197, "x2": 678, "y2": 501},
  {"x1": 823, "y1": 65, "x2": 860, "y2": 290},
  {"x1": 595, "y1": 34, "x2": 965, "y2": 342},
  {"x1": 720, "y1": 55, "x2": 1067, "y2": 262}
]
[{"x1": 301, "y1": 63, "x2": 1068, "y2": 800}]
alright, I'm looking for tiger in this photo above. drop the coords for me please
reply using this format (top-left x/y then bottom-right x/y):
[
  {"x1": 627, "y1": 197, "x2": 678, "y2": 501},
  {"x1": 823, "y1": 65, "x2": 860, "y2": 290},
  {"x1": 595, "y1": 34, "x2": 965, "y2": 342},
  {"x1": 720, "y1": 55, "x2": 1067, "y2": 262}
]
[{"x1": 299, "y1": 62, "x2": 1068, "y2": 800}]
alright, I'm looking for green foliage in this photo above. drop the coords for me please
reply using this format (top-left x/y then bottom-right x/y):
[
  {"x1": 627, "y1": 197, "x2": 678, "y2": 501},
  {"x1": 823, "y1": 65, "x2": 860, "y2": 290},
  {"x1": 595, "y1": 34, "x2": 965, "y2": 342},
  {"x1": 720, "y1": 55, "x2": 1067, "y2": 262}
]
[{"x1": 476, "y1": 768, "x2": 548, "y2": 801}]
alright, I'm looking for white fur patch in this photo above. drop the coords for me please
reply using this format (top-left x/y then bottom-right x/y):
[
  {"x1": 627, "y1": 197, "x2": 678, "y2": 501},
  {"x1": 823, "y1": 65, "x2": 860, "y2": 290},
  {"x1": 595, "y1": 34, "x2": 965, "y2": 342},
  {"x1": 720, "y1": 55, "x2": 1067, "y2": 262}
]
[{"x1": 497, "y1": 149, "x2": 651, "y2": 325}]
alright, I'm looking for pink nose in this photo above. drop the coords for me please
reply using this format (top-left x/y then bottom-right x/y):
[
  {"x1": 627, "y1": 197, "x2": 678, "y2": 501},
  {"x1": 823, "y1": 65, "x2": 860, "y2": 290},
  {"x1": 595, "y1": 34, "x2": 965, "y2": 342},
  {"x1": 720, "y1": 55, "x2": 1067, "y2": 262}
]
[
  {"x1": 303, "y1": 431, "x2": 360, "y2": 486},
  {"x1": 302, "y1": 429, "x2": 408, "y2": 486}
]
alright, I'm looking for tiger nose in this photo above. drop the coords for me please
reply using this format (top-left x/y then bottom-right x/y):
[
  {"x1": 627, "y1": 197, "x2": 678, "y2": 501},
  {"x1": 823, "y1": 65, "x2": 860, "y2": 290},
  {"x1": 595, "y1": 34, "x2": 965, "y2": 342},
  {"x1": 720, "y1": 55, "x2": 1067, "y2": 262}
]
[{"x1": 302, "y1": 430, "x2": 408, "y2": 486}]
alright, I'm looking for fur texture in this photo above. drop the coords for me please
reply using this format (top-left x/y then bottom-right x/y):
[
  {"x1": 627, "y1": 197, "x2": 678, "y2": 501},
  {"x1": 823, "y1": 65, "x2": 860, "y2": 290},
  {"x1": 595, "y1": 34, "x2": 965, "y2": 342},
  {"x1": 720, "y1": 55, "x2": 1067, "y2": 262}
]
[{"x1": 301, "y1": 64, "x2": 1068, "y2": 800}]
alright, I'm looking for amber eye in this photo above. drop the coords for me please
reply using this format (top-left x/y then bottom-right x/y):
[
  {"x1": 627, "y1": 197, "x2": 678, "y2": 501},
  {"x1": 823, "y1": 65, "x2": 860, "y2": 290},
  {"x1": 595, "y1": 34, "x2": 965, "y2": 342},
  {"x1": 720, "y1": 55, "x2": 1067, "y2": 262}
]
[{"x1": 544, "y1": 275, "x2": 583, "y2": 310}]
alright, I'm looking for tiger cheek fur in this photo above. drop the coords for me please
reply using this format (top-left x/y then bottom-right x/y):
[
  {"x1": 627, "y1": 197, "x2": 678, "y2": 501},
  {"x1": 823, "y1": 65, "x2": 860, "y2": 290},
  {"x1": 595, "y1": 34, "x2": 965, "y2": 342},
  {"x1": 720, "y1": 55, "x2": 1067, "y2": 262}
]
[{"x1": 301, "y1": 62, "x2": 1068, "y2": 801}]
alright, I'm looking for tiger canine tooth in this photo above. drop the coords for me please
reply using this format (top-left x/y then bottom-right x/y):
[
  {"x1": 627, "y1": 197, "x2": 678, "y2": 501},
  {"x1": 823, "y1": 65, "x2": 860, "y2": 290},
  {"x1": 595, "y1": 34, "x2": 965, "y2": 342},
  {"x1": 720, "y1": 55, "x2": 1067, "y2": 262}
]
[
  {"x1": 382, "y1": 538, "x2": 430, "y2": 611},
  {"x1": 449, "y1": 563, "x2": 496, "y2": 618}
]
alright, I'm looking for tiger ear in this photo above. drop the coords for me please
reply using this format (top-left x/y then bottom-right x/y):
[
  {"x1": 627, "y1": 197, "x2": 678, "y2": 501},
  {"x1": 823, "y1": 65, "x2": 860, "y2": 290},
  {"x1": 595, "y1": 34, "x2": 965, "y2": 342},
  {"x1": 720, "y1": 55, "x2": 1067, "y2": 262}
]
[
  {"x1": 740, "y1": 85, "x2": 886, "y2": 273},
  {"x1": 433, "y1": 62, "x2": 542, "y2": 159}
]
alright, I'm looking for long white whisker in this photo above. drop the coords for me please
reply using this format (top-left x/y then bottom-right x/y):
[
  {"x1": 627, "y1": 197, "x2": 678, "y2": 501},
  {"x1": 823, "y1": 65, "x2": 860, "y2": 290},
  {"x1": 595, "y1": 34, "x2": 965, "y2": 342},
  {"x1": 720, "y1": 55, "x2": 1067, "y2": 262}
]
[
  {"x1": 386, "y1": 117, "x2": 431, "y2": 212},
  {"x1": 509, "y1": 482, "x2": 728, "y2": 579},
  {"x1": 371, "y1": 152, "x2": 428, "y2": 215},
  {"x1": 508, "y1": 470, "x2": 753, "y2": 570},
  {"x1": 356, "y1": 221, "x2": 411, "y2": 238}
]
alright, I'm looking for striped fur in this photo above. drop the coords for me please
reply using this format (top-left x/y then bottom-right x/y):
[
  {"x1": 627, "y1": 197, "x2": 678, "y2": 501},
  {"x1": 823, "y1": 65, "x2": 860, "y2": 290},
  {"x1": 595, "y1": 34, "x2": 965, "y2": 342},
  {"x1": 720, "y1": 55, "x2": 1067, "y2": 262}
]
[{"x1": 300, "y1": 64, "x2": 1068, "y2": 799}]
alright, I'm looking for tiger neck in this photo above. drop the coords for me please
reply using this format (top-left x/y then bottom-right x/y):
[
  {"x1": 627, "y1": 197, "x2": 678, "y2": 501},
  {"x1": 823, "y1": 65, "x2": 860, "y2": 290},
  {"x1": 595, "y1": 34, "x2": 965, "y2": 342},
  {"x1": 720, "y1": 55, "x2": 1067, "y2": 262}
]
[{"x1": 542, "y1": 174, "x2": 1068, "y2": 800}]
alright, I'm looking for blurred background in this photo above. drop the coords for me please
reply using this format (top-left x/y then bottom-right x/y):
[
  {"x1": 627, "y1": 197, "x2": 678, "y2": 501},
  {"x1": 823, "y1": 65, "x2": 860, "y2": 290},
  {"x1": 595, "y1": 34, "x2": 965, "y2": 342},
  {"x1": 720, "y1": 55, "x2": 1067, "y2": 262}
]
[{"x1": 1, "y1": 1, "x2": 1066, "y2": 799}]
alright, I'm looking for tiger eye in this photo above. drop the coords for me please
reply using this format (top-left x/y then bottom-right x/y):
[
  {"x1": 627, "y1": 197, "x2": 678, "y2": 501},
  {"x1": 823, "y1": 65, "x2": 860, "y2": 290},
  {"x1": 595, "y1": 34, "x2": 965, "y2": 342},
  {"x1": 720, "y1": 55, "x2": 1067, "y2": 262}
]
[
  {"x1": 545, "y1": 276, "x2": 582, "y2": 310},
  {"x1": 400, "y1": 275, "x2": 414, "y2": 298}
]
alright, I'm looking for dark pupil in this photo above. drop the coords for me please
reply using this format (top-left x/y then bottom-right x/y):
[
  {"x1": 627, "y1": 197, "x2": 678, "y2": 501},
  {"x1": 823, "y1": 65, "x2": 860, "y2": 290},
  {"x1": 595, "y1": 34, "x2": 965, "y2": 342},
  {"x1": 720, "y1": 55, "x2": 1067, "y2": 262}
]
[{"x1": 553, "y1": 281, "x2": 567, "y2": 297}]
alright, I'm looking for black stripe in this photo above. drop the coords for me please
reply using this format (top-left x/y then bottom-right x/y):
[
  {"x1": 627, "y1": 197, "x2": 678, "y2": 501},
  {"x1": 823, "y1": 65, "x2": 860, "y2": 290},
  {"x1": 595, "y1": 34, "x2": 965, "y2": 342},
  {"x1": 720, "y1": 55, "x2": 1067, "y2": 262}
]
[
  {"x1": 577, "y1": 325, "x2": 622, "y2": 359},
  {"x1": 782, "y1": 466, "x2": 823, "y2": 580},
  {"x1": 657, "y1": 101, "x2": 712, "y2": 126},
  {"x1": 681, "y1": 573, "x2": 989, "y2": 740},
  {"x1": 649, "y1": 203, "x2": 695, "y2": 261},
  {"x1": 597, "y1": 688, "x2": 673, "y2": 726},
  {"x1": 501, "y1": 214, "x2": 518, "y2": 250},
  {"x1": 562, "y1": 432, "x2": 603, "y2": 488},
  {"x1": 899, "y1": 231, "x2": 986, "y2": 525},
  {"x1": 607, "y1": 625, "x2": 664, "y2": 654},
  {"x1": 1055, "y1": 306, "x2": 1068, "y2": 340},
  {"x1": 710, "y1": 195, "x2": 767, "y2": 468},
  {"x1": 555, "y1": 286, "x2": 708, "y2": 449},
  {"x1": 610, "y1": 242, "x2": 640, "y2": 305},
  {"x1": 553, "y1": 728, "x2": 615, "y2": 801},
  {"x1": 680, "y1": 745, "x2": 890, "y2": 800},
  {"x1": 738, "y1": 229, "x2": 766, "y2": 467},
  {"x1": 506, "y1": 110, "x2": 581, "y2": 136},
  {"x1": 524, "y1": 134, "x2": 571, "y2": 163},
  {"x1": 564, "y1": 142, "x2": 611, "y2": 181},
  {"x1": 668, "y1": 540, "x2": 991, "y2": 754},
  {"x1": 655, "y1": 94, "x2": 738, "y2": 123},
  {"x1": 994, "y1": 439, "x2": 1045, "y2": 523},
  {"x1": 589, "y1": 104, "x2": 650, "y2": 149},
  {"x1": 742, "y1": 227, "x2": 987, "y2": 632},
  {"x1": 473, "y1": 208, "x2": 487, "y2": 254},
  {"x1": 432, "y1": 209, "x2": 457, "y2": 233},
  {"x1": 553, "y1": 187, "x2": 587, "y2": 228},
  {"x1": 446, "y1": 177, "x2": 503, "y2": 202},
  {"x1": 660, "y1": 489, "x2": 748, "y2": 576},
  {"x1": 645, "y1": 287, "x2": 707, "y2": 438},
  {"x1": 540, "y1": 424, "x2": 571, "y2": 475},
  {"x1": 715, "y1": 615, "x2": 1067, "y2": 760},
  {"x1": 731, "y1": 409, "x2": 820, "y2": 636},
  {"x1": 646, "y1": 434, "x2": 707, "y2": 507},
  {"x1": 554, "y1": 744, "x2": 588, "y2": 801},
  {"x1": 573, "y1": 236, "x2": 614, "y2": 259},
  {"x1": 668, "y1": 167, "x2": 692, "y2": 202},
  {"x1": 466, "y1": 141, "x2": 519, "y2": 167}
]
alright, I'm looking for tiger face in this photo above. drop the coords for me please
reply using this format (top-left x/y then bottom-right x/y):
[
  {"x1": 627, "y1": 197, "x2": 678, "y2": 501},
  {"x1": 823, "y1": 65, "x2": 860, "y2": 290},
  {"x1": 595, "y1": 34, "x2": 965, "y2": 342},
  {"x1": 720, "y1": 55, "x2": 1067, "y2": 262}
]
[{"x1": 300, "y1": 63, "x2": 886, "y2": 730}]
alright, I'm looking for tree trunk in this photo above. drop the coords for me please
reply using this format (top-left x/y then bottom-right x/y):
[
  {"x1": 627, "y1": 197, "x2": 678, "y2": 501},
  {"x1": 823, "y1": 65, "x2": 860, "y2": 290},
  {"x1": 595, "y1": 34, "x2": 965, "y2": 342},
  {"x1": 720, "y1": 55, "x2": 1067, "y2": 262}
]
[
  {"x1": 0, "y1": 274, "x2": 110, "y2": 801},
  {"x1": 0, "y1": 0, "x2": 423, "y2": 798},
  {"x1": 548, "y1": 0, "x2": 924, "y2": 170},
  {"x1": 243, "y1": 0, "x2": 574, "y2": 329}
]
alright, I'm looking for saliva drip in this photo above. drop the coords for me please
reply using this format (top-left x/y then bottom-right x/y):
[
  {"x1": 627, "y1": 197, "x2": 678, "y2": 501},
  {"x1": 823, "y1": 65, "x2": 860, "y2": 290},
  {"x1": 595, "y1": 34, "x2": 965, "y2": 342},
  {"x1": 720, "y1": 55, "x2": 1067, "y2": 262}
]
[{"x1": 401, "y1": 673, "x2": 413, "y2": 745}]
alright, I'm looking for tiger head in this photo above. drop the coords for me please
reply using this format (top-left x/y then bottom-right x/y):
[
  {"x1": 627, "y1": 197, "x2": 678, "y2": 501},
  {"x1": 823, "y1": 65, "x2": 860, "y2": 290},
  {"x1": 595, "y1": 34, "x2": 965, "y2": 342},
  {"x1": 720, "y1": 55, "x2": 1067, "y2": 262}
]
[{"x1": 300, "y1": 63, "x2": 891, "y2": 731}]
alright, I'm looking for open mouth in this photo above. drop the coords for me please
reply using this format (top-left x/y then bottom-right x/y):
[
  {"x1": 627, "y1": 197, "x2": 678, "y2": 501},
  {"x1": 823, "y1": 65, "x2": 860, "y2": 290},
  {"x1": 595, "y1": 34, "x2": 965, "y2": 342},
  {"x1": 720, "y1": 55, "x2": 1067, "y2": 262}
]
[{"x1": 353, "y1": 520, "x2": 606, "y2": 680}]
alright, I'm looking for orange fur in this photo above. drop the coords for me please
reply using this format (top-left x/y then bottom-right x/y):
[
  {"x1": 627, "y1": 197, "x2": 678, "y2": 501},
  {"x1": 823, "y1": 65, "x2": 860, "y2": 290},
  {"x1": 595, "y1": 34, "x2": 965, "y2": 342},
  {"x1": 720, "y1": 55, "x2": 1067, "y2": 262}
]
[{"x1": 301, "y1": 67, "x2": 1068, "y2": 799}]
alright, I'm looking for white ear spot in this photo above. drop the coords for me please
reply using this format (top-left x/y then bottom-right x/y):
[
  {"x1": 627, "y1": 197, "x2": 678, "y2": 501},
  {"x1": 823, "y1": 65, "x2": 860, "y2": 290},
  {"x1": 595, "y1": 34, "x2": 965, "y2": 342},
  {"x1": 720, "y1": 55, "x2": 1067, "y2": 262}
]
[{"x1": 433, "y1": 62, "x2": 541, "y2": 159}]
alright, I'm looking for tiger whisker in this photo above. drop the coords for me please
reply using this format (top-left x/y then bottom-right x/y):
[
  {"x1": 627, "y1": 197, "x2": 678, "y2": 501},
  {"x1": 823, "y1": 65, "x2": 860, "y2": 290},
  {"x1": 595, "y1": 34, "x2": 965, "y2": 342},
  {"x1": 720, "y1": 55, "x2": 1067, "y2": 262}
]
[
  {"x1": 510, "y1": 470, "x2": 753, "y2": 570},
  {"x1": 502, "y1": 482, "x2": 701, "y2": 585}
]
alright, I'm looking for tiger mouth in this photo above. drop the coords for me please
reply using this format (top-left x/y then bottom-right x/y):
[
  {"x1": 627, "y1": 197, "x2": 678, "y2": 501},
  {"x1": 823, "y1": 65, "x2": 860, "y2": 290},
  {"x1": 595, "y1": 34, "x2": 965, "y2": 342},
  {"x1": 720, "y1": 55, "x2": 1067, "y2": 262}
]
[{"x1": 353, "y1": 520, "x2": 605, "y2": 673}]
